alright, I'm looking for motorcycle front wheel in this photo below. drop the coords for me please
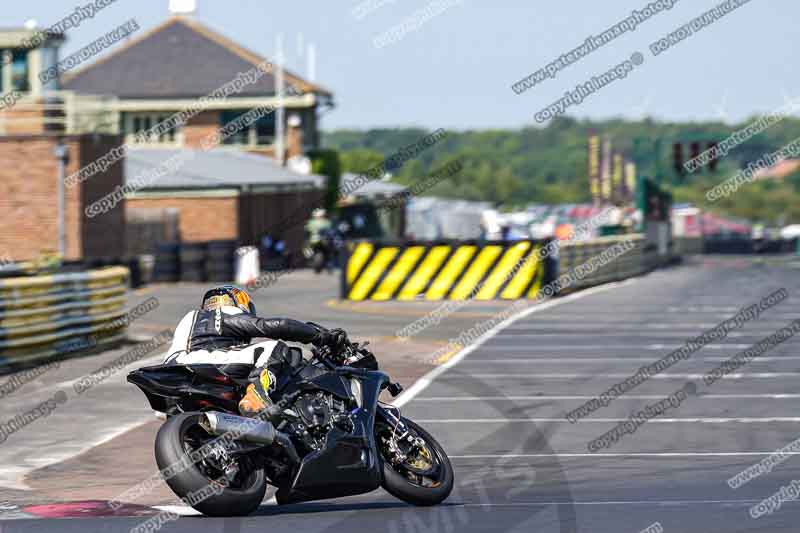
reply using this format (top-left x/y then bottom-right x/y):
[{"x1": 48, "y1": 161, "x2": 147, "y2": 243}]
[
  {"x1": 154, "y1": 413, "x2": 267, "y2": 516},
  {"x1": 312, "y1": 251, "x2": 326, "y2": 273},
  {"x1": 377, "y1": 416, "x2": 454, "y2": 506}
]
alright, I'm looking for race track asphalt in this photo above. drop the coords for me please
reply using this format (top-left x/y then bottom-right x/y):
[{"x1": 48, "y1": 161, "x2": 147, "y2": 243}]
[{"x1": 3, "y1": 255, "x2": 800, "y2": 532}]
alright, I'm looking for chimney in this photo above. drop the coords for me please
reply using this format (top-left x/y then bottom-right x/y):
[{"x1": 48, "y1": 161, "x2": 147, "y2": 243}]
[{"x1": 169, "y1": 0, "x2": 197, "y2": 16}]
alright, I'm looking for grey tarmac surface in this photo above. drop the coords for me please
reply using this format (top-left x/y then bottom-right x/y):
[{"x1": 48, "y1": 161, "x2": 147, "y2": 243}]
[
  {"x1": 0, "y1": 270, "x2": 519, "y2": 507},
  {"x1": 2, "y1": 255, "x2": 800, "y2": 532}
]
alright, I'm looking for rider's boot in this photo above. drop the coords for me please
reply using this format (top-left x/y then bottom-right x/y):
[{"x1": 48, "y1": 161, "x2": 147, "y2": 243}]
[{"x1": 238, "y1": 369, "x2": 274, "y2": 417}]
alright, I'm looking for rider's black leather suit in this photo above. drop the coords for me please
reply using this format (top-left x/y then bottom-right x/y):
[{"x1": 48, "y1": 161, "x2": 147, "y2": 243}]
[{"x1": 186, "y1": 309, "x2": 322, "y2": 352}]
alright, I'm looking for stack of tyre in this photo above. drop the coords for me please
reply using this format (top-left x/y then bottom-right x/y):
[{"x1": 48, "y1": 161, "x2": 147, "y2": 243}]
[
  {"x1": 206, "y1": 241, "x2": 237, "y2": 282},
  {"x1": 180, "y1": 243, "x2": 208, "y2": 282},
  {"x1": 152, "y1": 242, "x2": 237, "y2": 283},
  {"x1": 153, "y1": 243, "x2": 180, "y2": 282}
]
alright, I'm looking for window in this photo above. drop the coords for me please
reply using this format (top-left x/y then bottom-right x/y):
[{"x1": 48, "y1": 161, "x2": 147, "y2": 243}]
[
  {"x1": 0, "y1": 48, "x2": 31, "y2": 93},
  {"x1": 220, "y1": 110, "x2": 275, "y2": 146},
  {"x1": 10, "y1": 49, "x2": 29, "y2": 92},
  {"x1": 125, "y1": 113, "x2": 181, "y2": 145},
  {"x1": 254, "y1": 112, "x2": 276, "y2": 145},
  {"x1": 219, "y1": 110, "x2": 249, "y2": 145}
]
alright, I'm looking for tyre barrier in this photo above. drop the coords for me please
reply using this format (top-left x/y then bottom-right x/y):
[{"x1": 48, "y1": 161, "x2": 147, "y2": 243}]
[
  {"x1": 179, "y1": 243, "x2": 208, "y2": 283},
  {"x1": 752, "y1": 238, "x2": 797, "y2": 255},
  {"x1": 341, "y1": 240, "x2": 556, "y2": 301},
  {"x1": 341, "y1": 235, "x2": 665, "y2": 301},
  {"x1": 153, "y1": 241, "x2": 238, "y2": 283},
  {"x1": 154, "y1": 243, "x2": 180, "y2": 283},
  {"x1": 206, "y1": 240, "x2": 237, "y2": 282},
  {"x1": 704, "y1": 236, "x2": 754, "y2": 254},
  {"x1": 0, "y1": 266, "x2": 130, "y2": 372}
]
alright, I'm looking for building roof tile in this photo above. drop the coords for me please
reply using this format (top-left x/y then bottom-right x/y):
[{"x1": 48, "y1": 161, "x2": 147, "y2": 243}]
[{"x1": 63, "y1": 17, "x2": 330, "y2": 99}]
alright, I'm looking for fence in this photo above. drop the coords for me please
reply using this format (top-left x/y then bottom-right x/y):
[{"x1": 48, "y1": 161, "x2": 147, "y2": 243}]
[
  {"x1": 0, "y1": 266, "x2": 129, "y2": 372},
  {"x1": 341, "y1": 235, "x2": 664, "y2": 301}
]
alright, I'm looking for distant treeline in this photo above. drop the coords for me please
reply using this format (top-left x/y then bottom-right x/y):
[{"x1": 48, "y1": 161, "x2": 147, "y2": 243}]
[{"x1": 324, "y1": 116, "x2": 800, "y2": 225}]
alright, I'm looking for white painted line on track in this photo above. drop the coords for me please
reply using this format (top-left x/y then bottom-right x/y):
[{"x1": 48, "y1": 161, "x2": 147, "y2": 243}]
[
  {"x1": 0, "y1": 351, "x2": 170, "y2": 490},
  {"x1": 0, "y1": 417, "x2": 162, "y2": 491},
  {"x1": 441, "y1": 373, "x2": 800, "y2": 379},
  {"x1": 451, "y1": 452, "x2": 800, "y2": 458},
  {"x1": 152, "y1": 505, "x2": 204, "y2": 516},
  {"x1": 487, "y1": 332, "x2": 760, "y2": 338},
  {"x1": 417, "y1": 417, "x2": 800, "y2": 423},
  {"x1": 462, "y1": 499, "x2": 765, "y2": 507},
  {"x1": 414, "y1": 394, "x2": 800, "y2": 401},
  {"x1": 504, "y1": 323, "x2": 792, "y2": 330},
  {"x1": 457, "y1": 357, "x2": 800, "y2": 363},
  {"x1": 154, "y1": 497, "x2": 278, "y2": 516},
  {"x1": 521, "y1": 313, "x2": 800, "y2": 318},
  {"x1": 392, "y1": 280, "x2": 638, "y2": 408},
  {"x1": 476, "y1": 344, "x2": 756, "y2": 350},
  {"x1": 53, "y1": 352, "x2": 167, "y2": 390},
  {"x1": 667, "y1": 307, "x2": 739, "y2": 312}
]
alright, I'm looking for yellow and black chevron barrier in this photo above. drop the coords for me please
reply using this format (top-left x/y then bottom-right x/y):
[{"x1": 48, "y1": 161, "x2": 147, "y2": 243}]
[{"x1": 341, "y1": 240, "x2": 555, "y2": 301}]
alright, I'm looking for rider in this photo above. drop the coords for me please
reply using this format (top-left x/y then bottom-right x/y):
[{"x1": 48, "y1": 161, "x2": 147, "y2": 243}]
[
  {"x1": 304, "y1": 208, "x2": 332, "y2": 246},
  {"x1": 164, "y1": 285, "x2": 347, "y2": 416}
]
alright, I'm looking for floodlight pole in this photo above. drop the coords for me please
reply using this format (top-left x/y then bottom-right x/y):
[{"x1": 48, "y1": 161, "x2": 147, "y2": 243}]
[
  {"x1": 54, "y1": 141, "x2": 70, "y2": 257},
  {"x1": 275, "y1": 34, "x2": 285, "y2": 165}
]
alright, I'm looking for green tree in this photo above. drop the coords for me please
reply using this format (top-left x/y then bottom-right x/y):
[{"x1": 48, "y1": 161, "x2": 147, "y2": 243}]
[
  {"x1": 324, "y1": 118, "x2": 800, "y2": 224},
  {"x1": 339, "y1": 148, "x2": 385, "y2": 174}
]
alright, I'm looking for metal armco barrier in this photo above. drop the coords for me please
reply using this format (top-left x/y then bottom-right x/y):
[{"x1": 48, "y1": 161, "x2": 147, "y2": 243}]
[
  {"x1": 673, "y1": 237, "x2": 704, "y2": 256},
  {"x1": 0, "y1": 266, "x2": 129, "y2": 371},
  {"x1": 341, "y1": 240, "x2": 555, "y2": 301},
  {"x1": 557, "y1": 235, "x2": 648, "y2": 292}
]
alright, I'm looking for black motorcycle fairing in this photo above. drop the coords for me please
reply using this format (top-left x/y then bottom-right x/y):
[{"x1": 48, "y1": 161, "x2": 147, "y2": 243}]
[
  {"x1": 275, "y1": 369, "x2": 389, "y2": 504},
  {"x1": 127, "y1": 364, "x2": 243, "y2": 414},
  {"x1": 279, "y1": 366, "x2": 354, "y2": 400}
]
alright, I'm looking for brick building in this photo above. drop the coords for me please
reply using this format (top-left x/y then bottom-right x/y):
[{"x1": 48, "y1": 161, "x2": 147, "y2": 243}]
[
  {"x1": 0, "y1": 24, "x2": 124, "y2": 262},
  {"x1": 125, "y1": 148, "x2": 325, "y2": 255},
  {"x1": 62, "y1": 15, "x2": 333, "y2": 159},
  {"x1": 0, "y1": 12, "x2": 334, "y2": 263},
  {"x1": 0, "y1": 135, "x2": 125, "y2": 261}
]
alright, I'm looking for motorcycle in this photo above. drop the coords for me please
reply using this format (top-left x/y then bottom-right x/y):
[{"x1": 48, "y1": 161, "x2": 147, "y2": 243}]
[
  {"x1": 303, "y1": 228, "x2": 345, "y2": 273},
  {"x1": 127, "y1": 324, "x2": 454, "y2": 516}
]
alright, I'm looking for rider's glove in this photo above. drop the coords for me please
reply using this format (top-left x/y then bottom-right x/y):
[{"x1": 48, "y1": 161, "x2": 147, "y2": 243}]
[{"x1": 313, "y1": 328, "x2": 348, "y2": 350}]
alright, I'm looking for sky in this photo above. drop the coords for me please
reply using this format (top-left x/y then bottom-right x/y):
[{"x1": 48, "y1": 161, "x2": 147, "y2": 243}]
[{"x1": 7, "y1": 0, "x2": 800, "y2": 131}]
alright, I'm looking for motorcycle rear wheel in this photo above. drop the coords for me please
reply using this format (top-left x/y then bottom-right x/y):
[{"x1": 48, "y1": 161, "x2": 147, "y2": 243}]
[
  {"x1": 378, "y1": 417, "x2": 454, "y2": 506},
  {"x1": 154, "y1": 413, "x2": 267, "y2": 516}
]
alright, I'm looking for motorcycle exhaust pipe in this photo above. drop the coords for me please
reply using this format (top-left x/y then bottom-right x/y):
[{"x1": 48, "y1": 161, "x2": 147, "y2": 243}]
[
  {"x1": 202, "y1": 412, "x2": 301, "y2": 466},
  {"x1": 203, "y1": 412, "x2": 277, "y2": 446}
]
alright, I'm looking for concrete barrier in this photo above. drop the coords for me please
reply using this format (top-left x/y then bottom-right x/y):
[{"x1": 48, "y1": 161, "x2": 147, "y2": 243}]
[
  {"x1": 341, "y1": 234, "x2": 667, "y2": 301},
  {"x1": 341, "y1": 240, "x2": 556, "y2": 301},
  {"x1": 0, "y1": 266, "x2": 129, "y2": 372}
]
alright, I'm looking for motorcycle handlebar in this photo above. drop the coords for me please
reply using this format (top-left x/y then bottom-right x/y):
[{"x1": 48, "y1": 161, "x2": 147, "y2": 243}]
[{"x1": 312, "y1": 336, "x2": 373, "y2": 368}]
